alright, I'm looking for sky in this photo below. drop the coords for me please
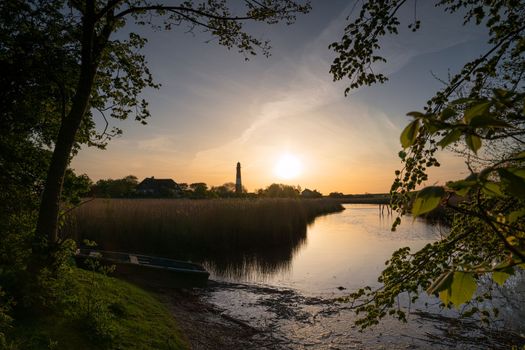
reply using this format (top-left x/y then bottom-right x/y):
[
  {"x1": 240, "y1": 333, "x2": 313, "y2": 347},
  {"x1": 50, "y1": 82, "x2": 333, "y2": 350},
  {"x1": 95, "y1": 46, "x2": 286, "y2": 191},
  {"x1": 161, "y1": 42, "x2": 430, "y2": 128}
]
[{"x1": 71, "y1": 1, "x2": 489, "y2": 194}]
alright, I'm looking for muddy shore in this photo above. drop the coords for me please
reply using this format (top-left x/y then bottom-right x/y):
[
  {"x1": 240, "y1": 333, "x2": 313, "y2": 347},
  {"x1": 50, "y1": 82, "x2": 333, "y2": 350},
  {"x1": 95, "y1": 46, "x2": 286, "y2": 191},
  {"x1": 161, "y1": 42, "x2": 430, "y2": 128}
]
[
  {"x1": 137, "y1": 280, "x2": 277, "y2": 349},
  {"x1": 131, "y1": 277, "x2": 524, "y2": 350},
  {"x1": 157, "y1": 287, "x2": 276, "y2": 349}
]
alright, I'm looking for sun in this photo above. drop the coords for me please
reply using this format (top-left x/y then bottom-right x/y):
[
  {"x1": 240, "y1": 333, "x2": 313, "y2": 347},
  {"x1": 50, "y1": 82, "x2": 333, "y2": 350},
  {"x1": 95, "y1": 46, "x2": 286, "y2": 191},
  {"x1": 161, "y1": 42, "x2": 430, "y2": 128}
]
[{"x1": 274, "y1": 153, "x2": 302, "y2": 179}]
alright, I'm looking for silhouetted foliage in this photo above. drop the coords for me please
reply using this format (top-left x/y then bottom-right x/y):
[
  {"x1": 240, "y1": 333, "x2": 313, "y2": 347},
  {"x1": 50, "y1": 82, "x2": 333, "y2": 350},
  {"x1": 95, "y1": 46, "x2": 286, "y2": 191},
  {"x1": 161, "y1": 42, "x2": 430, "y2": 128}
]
[
  {"x1": 189, "y1": 182, "x2": 210, "y2": 199},
  {"x1": 0, "y1": 0, "x2": 92, "y2": 316},
  {"x1": 210, "y1": 182, "x2": 235, "y2": 197},
  {"x1": 63, "y1": 170, "x2": 93, "y2": 204},
  {"x1": 259, "y1": 183, "x2": 301, "y2": 198},
  {"x1": 331, "y1": 0, "x2": 525, "y2": 329},
  {"x1": 210, "y1": 182, "x2": 248, "y2": 197},
  {"x1": 5, "y1": 0, "x2": 310, "y2": 246},
  {"x1": 1, "y1": 0, "x2": 310, "y2": 343},
  {"x1": 328, "y1": 192, "x2": 344, "y2": 198},
  {"x1": 91, "y1": 175, "x2": 138, "y2": 198}
]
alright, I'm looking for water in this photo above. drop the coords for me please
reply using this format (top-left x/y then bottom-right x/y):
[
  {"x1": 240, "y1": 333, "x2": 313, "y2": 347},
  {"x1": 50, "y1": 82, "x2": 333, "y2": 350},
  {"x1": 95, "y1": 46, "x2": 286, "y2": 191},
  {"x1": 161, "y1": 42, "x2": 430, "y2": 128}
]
[
  {"x1": 206, "y1": 204, "x2": 442, "y2": 295},
  {"x1": 200, "y1": 204, "x2": 522, "y2": 349}
]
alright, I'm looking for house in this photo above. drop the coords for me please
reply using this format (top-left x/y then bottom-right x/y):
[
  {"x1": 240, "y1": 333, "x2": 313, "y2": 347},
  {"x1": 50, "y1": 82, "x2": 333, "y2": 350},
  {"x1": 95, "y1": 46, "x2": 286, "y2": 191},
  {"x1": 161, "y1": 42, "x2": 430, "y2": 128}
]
[
  {"x1": 301, "y1": 188, "x2": 322, "y2": 198},
  {"x1": 136, "y1": 177, "x2": 182, "y2": 197}
]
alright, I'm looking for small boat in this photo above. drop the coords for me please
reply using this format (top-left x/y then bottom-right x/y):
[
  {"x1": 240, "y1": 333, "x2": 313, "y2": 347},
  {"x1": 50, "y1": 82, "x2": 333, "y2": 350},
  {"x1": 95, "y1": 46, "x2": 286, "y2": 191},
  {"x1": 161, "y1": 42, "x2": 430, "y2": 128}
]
[{"x1": 74, "y1": 248, "x2": 210, "y2": 287}]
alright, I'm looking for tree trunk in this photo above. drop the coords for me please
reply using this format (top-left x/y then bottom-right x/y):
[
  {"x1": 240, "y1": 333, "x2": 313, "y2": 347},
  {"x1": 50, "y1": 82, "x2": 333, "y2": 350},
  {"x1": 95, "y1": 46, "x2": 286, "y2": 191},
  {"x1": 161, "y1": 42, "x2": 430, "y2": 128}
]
[
  {"x1": 35, "y1": 75, "x2": 94, "y2": 244},
  {"x1": 35, "y1": 2, "x2": 96, "y2": 246}
]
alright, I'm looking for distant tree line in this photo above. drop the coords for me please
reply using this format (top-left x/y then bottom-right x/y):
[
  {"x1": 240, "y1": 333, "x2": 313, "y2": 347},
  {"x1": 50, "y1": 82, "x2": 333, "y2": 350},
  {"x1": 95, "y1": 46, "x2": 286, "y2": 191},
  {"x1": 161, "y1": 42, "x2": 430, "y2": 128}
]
[
  {"x1": 69, "y1": 172, "x2": 328, "y2": 199},
  {"x1": 90, "y1": 175, "x2": 138, "y2": 198},
  {"x1": 325, "y1": 192, "x2": 390, "y2": 205}
]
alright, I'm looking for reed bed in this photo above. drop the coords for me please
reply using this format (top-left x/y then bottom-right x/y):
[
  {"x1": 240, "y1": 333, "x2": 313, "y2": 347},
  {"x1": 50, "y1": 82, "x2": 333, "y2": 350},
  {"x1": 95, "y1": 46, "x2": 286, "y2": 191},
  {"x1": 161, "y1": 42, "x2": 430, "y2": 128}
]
[{"x1": 63, "y1": 198, "x2": 344, "y2": 262}]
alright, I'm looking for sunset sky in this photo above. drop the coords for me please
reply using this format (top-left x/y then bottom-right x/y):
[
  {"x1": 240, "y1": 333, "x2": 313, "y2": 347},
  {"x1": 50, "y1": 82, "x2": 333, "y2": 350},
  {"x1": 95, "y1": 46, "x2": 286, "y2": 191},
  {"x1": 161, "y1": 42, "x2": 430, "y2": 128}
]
[{"x1": 71, "y1": 1, "x2": 488, "y2": 194}]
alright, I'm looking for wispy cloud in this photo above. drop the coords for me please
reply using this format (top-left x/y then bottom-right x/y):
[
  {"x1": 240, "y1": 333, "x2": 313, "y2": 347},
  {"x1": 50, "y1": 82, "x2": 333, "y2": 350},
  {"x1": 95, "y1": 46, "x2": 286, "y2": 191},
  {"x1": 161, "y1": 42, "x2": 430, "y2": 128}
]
[
  {"x1": 137, "y1": 136, "x2": 180, "y2": 153},
  {"x1": 72, "y1": 2, "x2": 484, "y2": 192}
]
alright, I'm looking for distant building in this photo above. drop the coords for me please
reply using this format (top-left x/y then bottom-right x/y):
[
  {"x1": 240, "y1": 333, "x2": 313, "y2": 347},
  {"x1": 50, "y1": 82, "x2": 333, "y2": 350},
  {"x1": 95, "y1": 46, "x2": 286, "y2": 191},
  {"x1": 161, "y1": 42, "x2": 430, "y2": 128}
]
[
  {"x1": 235, "y1": 162, "x2": 242, "y2": 194},
  {"x1": 136, "y1": 177, "x2": 182, "y2": 197},
  {"x1": 301, "y1": 188, "x2": 322, "y2": 198}
]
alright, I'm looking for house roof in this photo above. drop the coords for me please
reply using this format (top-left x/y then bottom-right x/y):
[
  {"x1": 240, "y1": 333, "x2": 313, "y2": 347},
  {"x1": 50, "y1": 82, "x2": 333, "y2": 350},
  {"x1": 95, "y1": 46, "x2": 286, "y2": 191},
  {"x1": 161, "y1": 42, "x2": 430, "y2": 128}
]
[{"x1": 137, "y1": 177, "x2": 180, "y2": 191}]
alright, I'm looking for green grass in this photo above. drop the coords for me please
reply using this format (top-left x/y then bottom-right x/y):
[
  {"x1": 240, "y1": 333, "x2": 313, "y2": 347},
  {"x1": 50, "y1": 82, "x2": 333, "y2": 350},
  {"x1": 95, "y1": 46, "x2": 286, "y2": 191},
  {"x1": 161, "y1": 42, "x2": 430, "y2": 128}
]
[
  {"x1": 9, "y1": 268, "x2": 188, "y2": 350},
  {"x1": 63, "y1": 198, "x2": 344, "y2": 261}
]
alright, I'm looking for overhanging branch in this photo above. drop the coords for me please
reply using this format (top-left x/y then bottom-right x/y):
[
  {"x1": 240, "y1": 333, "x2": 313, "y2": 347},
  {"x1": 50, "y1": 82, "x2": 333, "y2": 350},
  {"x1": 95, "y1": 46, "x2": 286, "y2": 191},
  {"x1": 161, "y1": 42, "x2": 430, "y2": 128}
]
[{"x1": 115, "y1": 5, "x2": 255, "y2": 21}]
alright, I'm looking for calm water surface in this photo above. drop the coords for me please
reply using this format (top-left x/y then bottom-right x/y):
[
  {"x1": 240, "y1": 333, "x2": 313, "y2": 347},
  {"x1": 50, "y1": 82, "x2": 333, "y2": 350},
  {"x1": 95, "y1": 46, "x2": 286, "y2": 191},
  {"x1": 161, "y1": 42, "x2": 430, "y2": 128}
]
[
  {"x1": 202, "y1": 204, "x2": 522, "y2": 349},
  {"x1": 208, "y1": 204, "x2": 442, "y2": 295}
]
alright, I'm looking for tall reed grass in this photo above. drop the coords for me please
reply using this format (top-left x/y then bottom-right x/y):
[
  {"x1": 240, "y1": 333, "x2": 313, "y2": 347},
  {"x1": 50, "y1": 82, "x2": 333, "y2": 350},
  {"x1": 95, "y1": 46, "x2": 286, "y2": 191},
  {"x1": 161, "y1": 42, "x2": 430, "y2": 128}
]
[{"x1": 63, "y1": 198, "x2": 344, "y2": 264}]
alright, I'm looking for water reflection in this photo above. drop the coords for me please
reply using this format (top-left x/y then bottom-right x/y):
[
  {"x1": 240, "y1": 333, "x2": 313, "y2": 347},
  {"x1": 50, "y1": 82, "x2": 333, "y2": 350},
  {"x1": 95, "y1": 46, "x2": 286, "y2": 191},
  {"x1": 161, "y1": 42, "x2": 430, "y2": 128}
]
[
  {"x1": 202, "y1": 225, "x2": 307, "y2": 281},
  {"x1": 205, "y1": 204, "x2": 445, "y2": 295},
  {"x1": 203, "y1": 253, "x2": 294, "y2": 281},
  {"x1": 205, "y1": 204, "x2": 525, "y2": 347}
]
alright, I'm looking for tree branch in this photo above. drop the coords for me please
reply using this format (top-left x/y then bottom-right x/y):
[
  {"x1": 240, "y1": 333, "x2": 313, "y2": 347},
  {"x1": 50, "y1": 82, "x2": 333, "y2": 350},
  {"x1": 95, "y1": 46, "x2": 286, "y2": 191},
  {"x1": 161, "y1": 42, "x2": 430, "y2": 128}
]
[
  {"x1": 476, "y1": 195, "x2": 525, "y2": 262},
  {"x1": 95, "y1": 0, "x2": 124, "y2": 22},
  {"x1": 115, "y1": 5, "x2": 256, "y2": 21},
  {"x1": 435, "y1": 22, "x2": 525, "y2": 110},
  {"x1": 446, "y1": 196, "x2": 525, "y2": 262}
]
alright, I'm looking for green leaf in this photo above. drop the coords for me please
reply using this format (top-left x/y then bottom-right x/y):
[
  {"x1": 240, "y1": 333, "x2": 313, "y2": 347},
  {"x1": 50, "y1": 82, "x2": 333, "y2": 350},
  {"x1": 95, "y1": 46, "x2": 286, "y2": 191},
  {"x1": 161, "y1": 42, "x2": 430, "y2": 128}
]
[
  {"x1": 424, "y1": 120, "x2": 441, "y2": 134},
  {"x1": 493, "y1": 271, "x2": 513, "y2": 286},
  {"x1": 447, "y1": 179, "x2": 476, "y2": 197},
  {"x1": 498, "y1": 168, "x2": 525, "y2": 199},
  {"x1": 478, "y1": 167, "x2": 494, "y2": 180},
  {"x1": 400, "y1": 119, "x2": 420, "y2": 149},
  {"x1": 468, "y1": 114, "x2": 510, "y2": 128},
  {"x1": 463, "y1": 101, "x2": 491, "y2": 123},
  {"x1": 465, "y1": 134, "x2": 482, "y2": 154},
  {"x1": 511, "y1": 151, "x2": 525, "y2": 160},
  {"x1": 450, "y1": 272, "x2": 477, "y2": 307},
  {"x1": 406, "y1": 111, "x2": 426, "y2": 119},
  {"x1": 439, "y1": 272, "x2": 477, "y2": 309},
  {"x1": 493, "y1": 88, "x2": 510, "y2": 99},
  {"x1": 451, "y1": 97, "x2": 474, "y2": 105},
  {"x1": 508, "y1": 208, "x2": 525, "y2": 223},
  {"x1": 440, "y1": 107, "x2": 457, "y2": 121},
  {"x1": 412, "y1": 186, "x2": 445, "y2": 217},
  {"x1": 437, "y1": 129, "x2": 462, "y2": 148},
  {"x1": 507, "y1": 236, "x2": 519, "y2": 246},
  {"x1": 481, "y1": 182, "x2": 504, "y2": 197},
  {"x1": 492, "y1": 272, "x2": 510, "y2": 286},
  {"x1": 438, "y1": 289, "x2": 451, "y2": 306},
  {"x1": 509, "y1": 167, "x2": 525, "y2": 178}
]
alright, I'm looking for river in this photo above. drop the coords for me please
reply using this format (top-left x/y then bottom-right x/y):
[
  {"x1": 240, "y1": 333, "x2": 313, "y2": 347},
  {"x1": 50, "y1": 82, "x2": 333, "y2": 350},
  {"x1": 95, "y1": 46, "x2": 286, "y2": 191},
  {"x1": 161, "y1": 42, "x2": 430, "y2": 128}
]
[{"x1": 199, "y1": 204, "x2": 523, "y2": 349}]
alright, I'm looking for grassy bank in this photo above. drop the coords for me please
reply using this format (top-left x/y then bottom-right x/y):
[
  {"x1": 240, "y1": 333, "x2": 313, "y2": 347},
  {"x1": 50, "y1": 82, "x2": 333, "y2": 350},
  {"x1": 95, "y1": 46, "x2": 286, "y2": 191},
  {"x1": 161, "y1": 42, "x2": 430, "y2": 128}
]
[
  {"x1": 8, "y1": 267, "x2": 188, "y2": 350},
  {"x1": 63, "y1": 198, "x2": 344, "y2": 261}
]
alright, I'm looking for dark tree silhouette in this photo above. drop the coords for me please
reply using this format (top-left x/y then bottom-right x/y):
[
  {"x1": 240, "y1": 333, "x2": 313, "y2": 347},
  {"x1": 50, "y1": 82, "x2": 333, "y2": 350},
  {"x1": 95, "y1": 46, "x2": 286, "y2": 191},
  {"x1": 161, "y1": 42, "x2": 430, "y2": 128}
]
[
  {"x1": 330, "y1": 0, "x2": 525, "y2": 328},
  {"x1": 11, "y1": 0, "x2": 310, "y2": 253}
]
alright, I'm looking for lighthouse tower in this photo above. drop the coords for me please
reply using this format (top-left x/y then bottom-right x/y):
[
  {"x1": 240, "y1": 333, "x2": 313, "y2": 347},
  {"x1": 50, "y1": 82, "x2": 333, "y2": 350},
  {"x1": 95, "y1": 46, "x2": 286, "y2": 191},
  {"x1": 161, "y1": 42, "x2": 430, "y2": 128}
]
[{"x1": 235, "y1": 162, "x2": 242, "y2": 194}]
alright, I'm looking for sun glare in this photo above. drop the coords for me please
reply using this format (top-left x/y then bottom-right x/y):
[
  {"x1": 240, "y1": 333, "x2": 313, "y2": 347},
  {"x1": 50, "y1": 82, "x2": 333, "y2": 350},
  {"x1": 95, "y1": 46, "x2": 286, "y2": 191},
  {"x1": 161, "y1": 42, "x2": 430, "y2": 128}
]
[{"x1": 274, "y1": 153, "x2": 302, "y2": 179}]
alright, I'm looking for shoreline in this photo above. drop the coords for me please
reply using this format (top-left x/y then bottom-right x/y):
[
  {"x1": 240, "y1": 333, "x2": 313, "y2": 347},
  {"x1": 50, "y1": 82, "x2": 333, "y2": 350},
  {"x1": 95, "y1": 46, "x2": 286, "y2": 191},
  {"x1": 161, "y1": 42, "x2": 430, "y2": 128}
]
[
  {"x1": 136, "y1": 279, "x2": 275, "y2": 349},
  {"x1": 131, "y1": 276, "x2": 525, "y2": 350}
]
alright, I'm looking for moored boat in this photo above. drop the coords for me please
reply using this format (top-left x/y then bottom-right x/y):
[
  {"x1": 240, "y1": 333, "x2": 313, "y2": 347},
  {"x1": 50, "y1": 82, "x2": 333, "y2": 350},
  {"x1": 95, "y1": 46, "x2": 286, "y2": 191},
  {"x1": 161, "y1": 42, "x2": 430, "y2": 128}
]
[{"x1": 74, "y1": 248, "x2": 210, "y2": 287}]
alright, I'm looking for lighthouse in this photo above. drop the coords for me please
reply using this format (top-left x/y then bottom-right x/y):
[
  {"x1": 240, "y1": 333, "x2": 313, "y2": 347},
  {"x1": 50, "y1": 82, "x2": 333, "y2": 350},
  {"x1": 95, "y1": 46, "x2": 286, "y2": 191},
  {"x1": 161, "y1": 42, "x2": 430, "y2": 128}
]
[{"x1": 235, "y1": 162, "x2": 242, "y2": 194}]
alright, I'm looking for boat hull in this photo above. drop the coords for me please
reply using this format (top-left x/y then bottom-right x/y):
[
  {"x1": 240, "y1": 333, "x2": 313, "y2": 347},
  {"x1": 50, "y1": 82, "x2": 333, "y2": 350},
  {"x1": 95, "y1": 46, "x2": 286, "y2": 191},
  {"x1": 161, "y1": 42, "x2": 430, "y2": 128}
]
[{"x1": 74, "y1": 249, "x2": 210, "y2": 288}]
